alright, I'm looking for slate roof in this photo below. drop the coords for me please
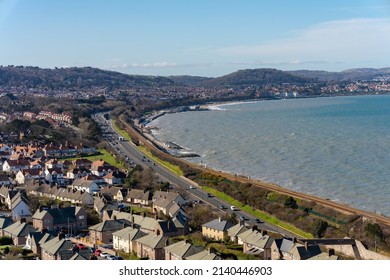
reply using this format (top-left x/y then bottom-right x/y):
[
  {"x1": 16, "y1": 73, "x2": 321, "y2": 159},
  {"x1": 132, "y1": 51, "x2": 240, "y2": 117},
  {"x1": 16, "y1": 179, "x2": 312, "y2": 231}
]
[
  {"x1": 227, "y1": 223, "x2": 250, "y2": 237},
  {"x1": 89, "y1": 219, "x2": 129, "y2": 232},
  {"x1": 186, "y1": 250, "x2": 221, "y2": 260},
  {"x1": 112, "y1": 227, "x2": 147, "y2": 241},
  {"x1": 32, "y1": 206, "x2": 82, "y2": 224},
  {"x1": 40, "y1": 236, "x2": 74, "y2": 255},
  {"x1": 202, "y1": 218, "x2": 234, "y2": 232},
  {"x1": 164, "y1": 240, "x2": 204, "y2": 259},
  {"x1": 0, "y1": 216, "x2": 13, "y2": 229},
  {"x1": 4, "y1": 221, "x2": 37, "y2": 237},
  {"x1": 127, "y1": 189, "x2": 152, "y2": 201},
  {"x1": 135, "y1": 233, "x2": 167, "y2": 249},
  {"x1": 239, "y1": 230, "x2": 275, "y2": 250}
]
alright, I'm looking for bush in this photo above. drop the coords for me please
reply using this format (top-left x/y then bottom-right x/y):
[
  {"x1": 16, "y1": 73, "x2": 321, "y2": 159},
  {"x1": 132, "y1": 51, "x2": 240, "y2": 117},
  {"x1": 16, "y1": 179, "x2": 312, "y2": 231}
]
[
  {"x1": 3, "y1": 246, "x2": 10, "y2": 255},
  {"x1": 311, "y1": 220, "x2": 328, "y2": 238},
  {"x1": 284, "y1": 196, "x2": 298, "y2": 209},
  {"x1": 0, "y1": 236, "x2": 13, "y2": 246}
]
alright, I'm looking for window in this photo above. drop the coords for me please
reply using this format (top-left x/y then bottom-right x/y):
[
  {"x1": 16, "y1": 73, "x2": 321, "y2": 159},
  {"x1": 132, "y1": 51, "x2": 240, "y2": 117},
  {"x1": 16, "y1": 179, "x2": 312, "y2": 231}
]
[{"x1": 79, "y1": 215, "x2": 84, "y2": 219}]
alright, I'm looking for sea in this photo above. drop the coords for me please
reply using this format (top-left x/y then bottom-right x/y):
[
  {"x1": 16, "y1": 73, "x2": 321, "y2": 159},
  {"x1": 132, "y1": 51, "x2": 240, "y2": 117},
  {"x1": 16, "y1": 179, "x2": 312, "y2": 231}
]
[{"x1": 147, "y1": 95, "x2": 390, "y2": 216}]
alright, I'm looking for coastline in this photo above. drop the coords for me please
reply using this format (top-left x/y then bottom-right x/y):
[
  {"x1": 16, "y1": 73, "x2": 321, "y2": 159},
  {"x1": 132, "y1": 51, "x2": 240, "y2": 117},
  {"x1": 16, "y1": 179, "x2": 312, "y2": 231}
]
[{"x1": 129, "y1": 95, "x2": 390, "y2": 225}]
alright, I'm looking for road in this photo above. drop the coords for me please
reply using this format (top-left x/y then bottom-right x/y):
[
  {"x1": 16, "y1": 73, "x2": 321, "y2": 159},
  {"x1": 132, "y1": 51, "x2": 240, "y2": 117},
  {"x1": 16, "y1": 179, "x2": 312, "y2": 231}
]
[{"x1": 93, "y1": 112, "x2": 298, "y2": 238}]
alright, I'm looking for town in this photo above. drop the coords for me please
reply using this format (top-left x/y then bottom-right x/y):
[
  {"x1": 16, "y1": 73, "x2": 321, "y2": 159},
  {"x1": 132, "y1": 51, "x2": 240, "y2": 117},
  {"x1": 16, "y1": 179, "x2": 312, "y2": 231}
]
[{"x1": 0, "y1": 138, "x2": 346, "y2": 261}]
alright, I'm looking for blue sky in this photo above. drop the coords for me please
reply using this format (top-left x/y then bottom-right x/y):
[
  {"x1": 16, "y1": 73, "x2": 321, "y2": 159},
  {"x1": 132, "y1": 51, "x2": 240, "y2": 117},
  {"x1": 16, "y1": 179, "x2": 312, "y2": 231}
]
[{"x1": 0, "y1": 0, "x2": 389, "y2": 77}]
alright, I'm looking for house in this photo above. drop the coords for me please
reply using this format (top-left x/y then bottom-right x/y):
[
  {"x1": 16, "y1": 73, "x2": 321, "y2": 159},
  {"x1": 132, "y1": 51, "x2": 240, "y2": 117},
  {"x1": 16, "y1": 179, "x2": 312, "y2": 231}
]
[
  {"x1": 43, "y1": 167, "x2": 65, "y2": 185},
  {"x1": 32, "y1": 206, "x2": 87, "y2": 233},
  {"x1": 11, "y1": 192, "x2": 32, "y2": 220},
  {"x1": 0, "y1": 173, "x2": 11, "y2": 186},
  {"x1": 126, "y1": 189, "x2": 152, "y2": 206},
  {"x1": 134, "y1": 233, "x2": 168, "y2": 260},
  {"x1": 238, "y1": 229, "x2": 275, "y2": 260},
  {"x1": 103, "y1": 170, "x2": 126, "y2": 185},
  {"x1": 275, "y1": 238, "x2": 322, "y2": 260},
  {"x1": 99, "y1": 186, "x2": 127, "y2": 202},
  {"x1": 26, "y1": 182, "x2": 93, "y2": 206},
  {"x1": 0, "y1": 186, "x2": 18, "y2": 209},
  {"x1": 164, "y1": 240, "x2": 204, "y2": 260},
  {"x1": 93, "y1": 196, "x2": 118, "y2": 217},
  {"x1": 91, "y1": 159, "x2": 115, "y2": 176},
  {"x1": 227, "y1": 222, "x2": 250, "y2": 244},
  {"x1": 40, "y1": 235, "x2": 74, "y2": 260},
  {"x1": 2, "y1": 159, "x2": 30, "y2": 173},
  {"x1": 29, "y1": 159, "x2": 45, "y2": 170},
  {"x1": 66, "y1": 168, "x2": 89, "y2": 180},
  {"x1": 153, "y1": 199, "x2": 184, "y2": 218},
  {"x1": 186, "y1": 248, "x2": 221, "y2": 260},
  {"x1": 72, "y1": 158, "x2": 92, "y2": 169},
  {"x1": 88, "y1": 219, "x2": 130, "y2": 244},
  {"x1": 152, "y1": 191, "x2": 185, "y2": 206},
  {"x1": 202, "y1": 217, "x2": 234, "y2": 241},
  {"x1": 0, "y1": 216, "x2": 13, "y2": 236},
  {"x1": 112, "y1": 226, "x2": 147, "y2": 253},
  {"x1": 3, "y1": 220, "x2": 37, "y2": 246},
  {"x1": 25, "y1": 231, "x2": 54, "y2": 257},
  {"x1": 103, "y1": 210, "x2": 179, "y2": 237},
  {"x1": 45, "y1": 158, "x2": 63, "y2": 169},
  {"x1": 15, "y1": 169, "x2": 42, "y2": 185},
  {"x1": 71, "y1": 178, "x2": 99, "y2": 194}
]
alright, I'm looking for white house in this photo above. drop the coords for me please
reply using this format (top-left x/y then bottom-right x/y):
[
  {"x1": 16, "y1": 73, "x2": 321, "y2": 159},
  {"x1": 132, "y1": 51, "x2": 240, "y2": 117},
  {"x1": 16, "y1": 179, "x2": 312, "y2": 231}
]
[
  {"x1": 112, "y1": 227, "x2": 146, "y2": 253},
  {"x1": 71, "y1": 178, "x2": 99, "y2": 194},
  {"x1": 11, "y1": 192, "x2": 32, "y2": 220},
  {"x1": 15, "y1": 169, "x2": 42, "y2": 185}
]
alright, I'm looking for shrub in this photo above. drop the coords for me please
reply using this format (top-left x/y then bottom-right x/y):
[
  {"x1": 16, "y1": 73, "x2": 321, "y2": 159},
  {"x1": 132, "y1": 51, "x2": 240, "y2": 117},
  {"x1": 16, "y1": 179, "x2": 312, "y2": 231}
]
[{"x1": 0, "y1": 236, "x2": 13, "y2": 246}]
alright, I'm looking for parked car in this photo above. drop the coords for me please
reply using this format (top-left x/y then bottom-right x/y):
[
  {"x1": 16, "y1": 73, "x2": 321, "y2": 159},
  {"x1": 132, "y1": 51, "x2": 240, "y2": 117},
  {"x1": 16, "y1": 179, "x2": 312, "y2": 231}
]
[
  {"x1": 230, "y1": 205, "x2": 237, "y2": 211},
  {"x1": 94, "y1": 249, "x2": 102, "y2": 256},
  {"x1": 106, "y1": 255, "x2": 117, "y2": 260},
  {"x1": 75, "y1": 243, "x2": 85, "y2": 249},
  {"x1": 100, "y1": 252, "x2": 110, "y2": 258},
  {"x1": 206, "y1": 193, "x2": 213, "y2": 198},
  {"x1": 219, "y1": 205, "x2": 226, "y2": 210},
  {"x1": 189, "y1": 185, "x2": 195, "y2": 189}
]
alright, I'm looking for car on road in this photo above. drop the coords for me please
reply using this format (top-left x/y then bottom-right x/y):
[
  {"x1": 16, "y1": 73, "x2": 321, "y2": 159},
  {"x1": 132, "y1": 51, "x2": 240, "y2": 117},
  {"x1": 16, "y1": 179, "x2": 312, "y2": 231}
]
[
  {"x1": 230, "y1": 205, "x2": 237, "y2": 211},
  {"x1": 206, "y1": 193, "x2": 213, "y2": 198},
  {"x1": 189, "y1": 185, "x2": 195, "y2": 189},
  {"x1": 219, "y1": 205, "x2": 226, "y2": 210},
  {"x1": 106, "y1": 254, "x2": 117, "y2": 260},
  {"x1": 100, "y1": 252, "x2": 110, "y2": 259},
  {"x1": 239, "y1": 216, "x2": 247, "y2": 221},
  {"x1": 254, "y1": 218, "x2": 263, "y2": 223},
  {"x1": 94, "y1": 249, "x2": 102, "y2": 256}
]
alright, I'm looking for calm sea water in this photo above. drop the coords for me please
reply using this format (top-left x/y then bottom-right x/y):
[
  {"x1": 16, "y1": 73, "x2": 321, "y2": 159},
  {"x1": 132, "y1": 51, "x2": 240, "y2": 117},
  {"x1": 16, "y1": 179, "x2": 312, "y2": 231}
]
[{"x1": 148, "y1": 95, "x2": 390, "y2": 216}]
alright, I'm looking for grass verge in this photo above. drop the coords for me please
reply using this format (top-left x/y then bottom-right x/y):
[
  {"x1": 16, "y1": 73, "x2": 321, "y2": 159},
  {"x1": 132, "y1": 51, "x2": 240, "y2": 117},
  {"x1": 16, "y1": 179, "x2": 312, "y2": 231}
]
[
  {"x1": 63, "y1": 149, "x2": 125, "y2": 169},
  {"x1": 138, "y1": 146, "x2": 183, "y2": 176},
  {"x1": 202, "y1": 186, "x2": 313, "y2": 239},
  {"x1": 113, "y1": 120, "x2": 132, "y2": 141}
]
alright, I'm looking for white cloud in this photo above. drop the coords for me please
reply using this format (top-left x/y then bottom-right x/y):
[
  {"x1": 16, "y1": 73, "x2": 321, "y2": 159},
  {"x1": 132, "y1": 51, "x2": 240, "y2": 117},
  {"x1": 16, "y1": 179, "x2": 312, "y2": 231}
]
[
  {"x1": 129, "y1": 62, "x2": 178, "y2": 68},
  {"x1": 215, "y1": 18, "x2": 390, "y2": 68}
]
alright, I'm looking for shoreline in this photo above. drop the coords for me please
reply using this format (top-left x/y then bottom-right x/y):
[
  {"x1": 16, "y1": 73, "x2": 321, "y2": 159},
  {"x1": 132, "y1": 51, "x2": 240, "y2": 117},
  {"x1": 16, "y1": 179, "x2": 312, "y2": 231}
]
[{"x1": 129, "y1": 95, "x2": 390, "y2": 225}]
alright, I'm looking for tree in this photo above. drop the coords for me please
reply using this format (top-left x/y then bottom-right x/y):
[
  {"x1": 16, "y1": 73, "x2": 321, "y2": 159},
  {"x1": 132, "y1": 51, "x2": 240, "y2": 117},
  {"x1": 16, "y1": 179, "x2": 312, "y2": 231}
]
[
  {"x1": 365, "y1": 223, "x2": 383, "y2": 240},
  {"x1": 311, "y1": 220, "x2": 328, "y2": 238},
  {"x1": 284, "y1": 196, "x2": 298, "y2": 209}
]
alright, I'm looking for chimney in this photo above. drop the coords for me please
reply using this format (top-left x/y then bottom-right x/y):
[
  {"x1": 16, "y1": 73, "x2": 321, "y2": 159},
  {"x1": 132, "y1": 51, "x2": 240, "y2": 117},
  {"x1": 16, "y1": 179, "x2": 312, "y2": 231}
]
[
  {"x1": 305, "y1": 242, "x2": 308, "y2": 251},
  {"x1": 293, "y1": 237, "x2": 297, "y2": 244},
  {"x1": 218, "y1": 217, "x2": 222, "y2": 223},
  {"x1": 252, "y1": 225, "x2": 258, "y2": 232},
  {"x1": 143, "y1": 212, "x2": 146, "y2": 218},
  {"x1": 328, "y1": 249, "x2": 335, "y2": 257},
  {"x1": 165, "y1": 239, "x2": 169, "y2": 247},
  {"x1": 261, "y1": 229, "x2": 268, "y2": 236},
  {"x1": 58, "y1": 232, "x2": 65, "y2": 240},
  {"x1": 131, "y1": 216, "x2": 135, "y2": 229},
  {"x1": 155, "y1": 213, "x2": 159, "y2": 220},
  {"x1": 208, "y1": 247, "x2": 215, "y2": 254}
]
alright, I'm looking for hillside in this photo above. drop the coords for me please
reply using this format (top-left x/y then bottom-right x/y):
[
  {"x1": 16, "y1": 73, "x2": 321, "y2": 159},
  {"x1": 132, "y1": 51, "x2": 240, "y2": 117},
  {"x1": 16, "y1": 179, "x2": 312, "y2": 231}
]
[
  {"x1": 0, "y1": 66, "x2": 174, "y2": 89},
  {"x1": 289, "y1": 68, "x2": 390, "y2": 82},
  {"x1": 199, "y1": 68, "x2": 313, "y2": 88}
]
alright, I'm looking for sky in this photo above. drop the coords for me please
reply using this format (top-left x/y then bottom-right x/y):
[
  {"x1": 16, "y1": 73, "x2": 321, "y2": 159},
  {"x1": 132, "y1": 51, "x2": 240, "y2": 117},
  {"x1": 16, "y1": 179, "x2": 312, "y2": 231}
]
[{"x1": 0, "y1": 0, "x2": 389, "y2": 77}]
